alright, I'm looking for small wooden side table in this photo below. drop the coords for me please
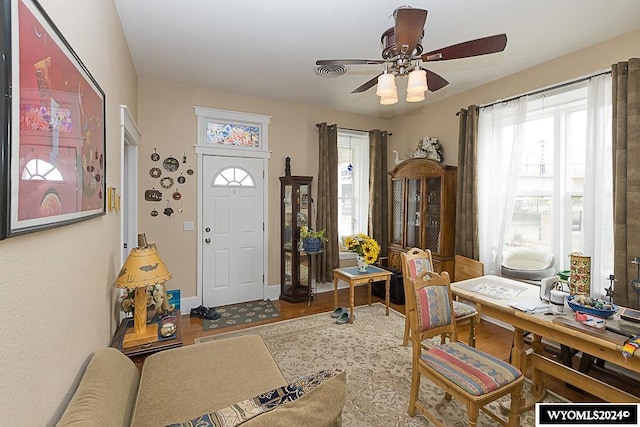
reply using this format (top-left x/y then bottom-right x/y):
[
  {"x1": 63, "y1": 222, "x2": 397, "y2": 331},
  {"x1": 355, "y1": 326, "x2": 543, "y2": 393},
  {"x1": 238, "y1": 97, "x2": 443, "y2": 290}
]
[
  {"x1": 111, "y1": 310, "x2": 183, "y2": 360},
  {"x1": 333, "y1": 266, "x2": 392, "y2": 323}
]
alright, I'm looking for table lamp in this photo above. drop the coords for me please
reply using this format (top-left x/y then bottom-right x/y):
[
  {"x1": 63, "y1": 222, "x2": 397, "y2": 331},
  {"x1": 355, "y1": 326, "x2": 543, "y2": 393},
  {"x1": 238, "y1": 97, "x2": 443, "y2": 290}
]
[{"x1": 114, "y1": 233, "x2": 172, "y2": 348}]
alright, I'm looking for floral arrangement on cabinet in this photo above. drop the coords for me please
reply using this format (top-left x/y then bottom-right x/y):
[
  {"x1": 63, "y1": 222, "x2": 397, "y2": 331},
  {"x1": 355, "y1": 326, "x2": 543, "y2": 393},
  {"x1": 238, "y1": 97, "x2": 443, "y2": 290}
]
[
  {"x1": 300, "y1": 226, "x2": 328, "y2": 253},
  {"x1": 411, "y1": 136, "x2": 443, "y2": 162},
  {"x1": 120, "y1": 285, "x2": 164, "y2": 317}
]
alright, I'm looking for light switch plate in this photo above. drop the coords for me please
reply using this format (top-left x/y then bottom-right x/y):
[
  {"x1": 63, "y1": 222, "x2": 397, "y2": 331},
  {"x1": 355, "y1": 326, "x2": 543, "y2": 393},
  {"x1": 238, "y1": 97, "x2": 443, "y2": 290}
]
[{"x1": 183, "y1": 221, "x2": 194, "y2": 231}]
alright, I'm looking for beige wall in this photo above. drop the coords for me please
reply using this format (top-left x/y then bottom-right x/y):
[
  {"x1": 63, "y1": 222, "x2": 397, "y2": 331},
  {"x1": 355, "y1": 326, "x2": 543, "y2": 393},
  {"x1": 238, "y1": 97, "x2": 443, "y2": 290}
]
[
  {"x1": 138, "y1": 80, "x2": 390, "y2": 299},
  {"x1": 0, "y1": 0, "x2": 138, "y2": 424},
  {"x1": 389, "y1": 29, "x2": 640, "y2": 167}
]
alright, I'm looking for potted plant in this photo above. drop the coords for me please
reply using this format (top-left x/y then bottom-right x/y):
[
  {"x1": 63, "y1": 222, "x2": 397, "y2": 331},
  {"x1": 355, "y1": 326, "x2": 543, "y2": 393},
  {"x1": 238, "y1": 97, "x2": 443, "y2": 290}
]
[
  {"x1": 300, "y1": 226, "x2": 327, "y2": 253},
  {"x1": 343, "y1": 233, "x2": 381, "y2": 272}
]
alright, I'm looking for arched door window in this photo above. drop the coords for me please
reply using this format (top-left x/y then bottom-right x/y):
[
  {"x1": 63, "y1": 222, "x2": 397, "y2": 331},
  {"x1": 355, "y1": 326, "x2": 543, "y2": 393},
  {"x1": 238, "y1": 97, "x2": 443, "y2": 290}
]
[{"x1": 213, "y1": 167, "x2": 255, "y2": 187}]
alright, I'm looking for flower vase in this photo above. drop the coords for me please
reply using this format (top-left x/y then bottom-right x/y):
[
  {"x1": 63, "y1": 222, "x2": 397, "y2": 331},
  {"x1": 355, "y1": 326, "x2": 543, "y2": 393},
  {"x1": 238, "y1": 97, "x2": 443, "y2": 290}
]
[{"x1": 356, "y1": 255, "x2": 368, "y2": 272}]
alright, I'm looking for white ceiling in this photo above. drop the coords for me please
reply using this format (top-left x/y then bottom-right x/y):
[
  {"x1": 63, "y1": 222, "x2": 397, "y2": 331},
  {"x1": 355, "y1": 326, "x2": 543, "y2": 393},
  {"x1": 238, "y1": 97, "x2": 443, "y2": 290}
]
[{"x1": 113, "y1": 0, "x2": 640, "y2": 119}]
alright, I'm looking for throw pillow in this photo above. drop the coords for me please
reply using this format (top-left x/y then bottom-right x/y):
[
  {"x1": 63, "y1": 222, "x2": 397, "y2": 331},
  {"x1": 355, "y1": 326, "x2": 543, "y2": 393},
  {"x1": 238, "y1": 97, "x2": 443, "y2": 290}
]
[{"x1": 166, "y1": 369, "x2": 344, "y2": 427}]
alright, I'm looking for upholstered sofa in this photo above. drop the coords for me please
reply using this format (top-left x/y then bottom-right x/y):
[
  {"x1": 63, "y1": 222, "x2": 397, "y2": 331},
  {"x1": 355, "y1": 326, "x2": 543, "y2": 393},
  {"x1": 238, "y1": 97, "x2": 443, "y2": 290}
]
[{"x1": 56, "y1": 334, "x2": 346, "y2": 426}]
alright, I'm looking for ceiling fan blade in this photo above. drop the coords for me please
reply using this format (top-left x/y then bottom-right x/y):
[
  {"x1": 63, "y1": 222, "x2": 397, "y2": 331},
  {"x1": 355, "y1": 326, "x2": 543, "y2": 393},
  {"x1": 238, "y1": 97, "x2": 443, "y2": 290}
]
[
  {"x1": 421, "y1": 34, "x2": 507, "y2": 62},
  {"x1": 316, "y1": 59, "x2": 385, "y2": 65},
  {"x1": 394, "y1": 7, "x2": 427, "y2": 56},
  {"x1": 351, "y1": 73, "x2": 383, "y2": 94},
  {"x1": 421, "y1": 68, "x2": 449, "y2": 92}
]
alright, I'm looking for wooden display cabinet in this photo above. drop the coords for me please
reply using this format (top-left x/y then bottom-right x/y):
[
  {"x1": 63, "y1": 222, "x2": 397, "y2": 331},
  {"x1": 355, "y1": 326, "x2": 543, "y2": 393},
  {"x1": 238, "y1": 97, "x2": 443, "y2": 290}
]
[
  {"x1": 280, "y1": 176, "x2": 313, "y2": 303},
  {"x1": 387, "y1": 159, "x2": 457, "y2": 277}
]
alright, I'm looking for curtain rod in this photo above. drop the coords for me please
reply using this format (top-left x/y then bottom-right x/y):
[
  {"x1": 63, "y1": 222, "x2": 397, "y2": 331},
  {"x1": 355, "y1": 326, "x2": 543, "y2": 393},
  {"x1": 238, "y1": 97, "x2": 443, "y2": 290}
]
[
  {"x1": 478, "y1": 69, "x2": 612, "y2": 110},
  {"x1": 315, "y1": 123, "x2": 392, "y2": 136}
]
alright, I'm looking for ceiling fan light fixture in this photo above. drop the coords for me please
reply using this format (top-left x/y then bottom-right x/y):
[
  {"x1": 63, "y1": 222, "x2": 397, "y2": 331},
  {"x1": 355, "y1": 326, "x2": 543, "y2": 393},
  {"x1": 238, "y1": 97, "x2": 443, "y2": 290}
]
[
  {"x1": 380, "y1": 91, "x2": 398, "y2": 105},
  {"x1": 407, "y1": 69, "x2": 427, "y2": 93},
  {"x1": 406, "y1": 91, "x2": 425, "y2": 103},
  {"x1": 376, "y1": 73, "x2": 396, "y2": 96}
]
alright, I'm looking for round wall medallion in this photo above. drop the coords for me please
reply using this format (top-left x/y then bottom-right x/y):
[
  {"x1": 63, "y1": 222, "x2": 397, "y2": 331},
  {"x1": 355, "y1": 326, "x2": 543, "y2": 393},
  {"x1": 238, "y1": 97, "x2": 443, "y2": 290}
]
[
  {"x1": 186, "y1": 166, "x2": 194, "y2": 175},
  {"x1": 150, "y1": 209, "x2": 159, "y2": 217},
  {"x1": 172, "y1": 191, "x2": 182, "y2": 200},
  {"x1": 160, "y1": 177, "x2": 174, "y2": 189},
  {"x1": 177, "y1": 174, "x2": 186, "y2": 184},
  {"x1": 151, "y1": 148, "x2": 160, "y2": 161},
  {"x1": 150, "y1": 167, "x2": 162, "y2": 178},
  {"x1": 163, "y1": 157, "x2": 179, "y2": 172}
]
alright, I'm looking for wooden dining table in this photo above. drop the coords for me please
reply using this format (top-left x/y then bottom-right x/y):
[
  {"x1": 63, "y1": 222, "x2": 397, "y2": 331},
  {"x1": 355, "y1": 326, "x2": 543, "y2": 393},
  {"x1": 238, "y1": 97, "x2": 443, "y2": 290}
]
[{"x1": 450, "y1": 275, "x2": 640, "y2": 409}]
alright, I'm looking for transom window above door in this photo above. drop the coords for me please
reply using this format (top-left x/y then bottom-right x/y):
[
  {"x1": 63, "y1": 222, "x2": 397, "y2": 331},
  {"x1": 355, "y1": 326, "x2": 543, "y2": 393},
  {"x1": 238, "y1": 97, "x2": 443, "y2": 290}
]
[{"x1": 213, "y1": 167, "x2": 255, "y2": 187}]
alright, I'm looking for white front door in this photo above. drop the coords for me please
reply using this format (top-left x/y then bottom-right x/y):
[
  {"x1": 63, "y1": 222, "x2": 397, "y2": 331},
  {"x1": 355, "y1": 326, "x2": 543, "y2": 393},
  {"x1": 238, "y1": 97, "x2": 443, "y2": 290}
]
[{"x1": 202, "y1": 155, "x2": 264, "y2": 306}]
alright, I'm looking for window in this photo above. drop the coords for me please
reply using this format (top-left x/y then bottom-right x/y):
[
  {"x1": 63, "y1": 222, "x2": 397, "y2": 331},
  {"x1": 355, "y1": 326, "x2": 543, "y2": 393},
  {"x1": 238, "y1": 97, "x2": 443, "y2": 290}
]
[
  {"x1": 337, "y1": 131, "x2": 369, "y2": 241},
  {"x1": 21, "y1": 158, "x2": 63, "y2": 181},
  {"x1": 478, "y1": 74, "x2": 613, "y2": 296},
  {"x1": 213, "y1": 167, "x2": 255, "y2": 187}
]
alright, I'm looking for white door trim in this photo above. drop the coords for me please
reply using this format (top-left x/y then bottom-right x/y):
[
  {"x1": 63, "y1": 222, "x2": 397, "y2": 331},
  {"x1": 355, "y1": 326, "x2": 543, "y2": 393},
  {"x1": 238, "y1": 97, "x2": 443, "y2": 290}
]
[
  {"x1": 194, "y1": 107, "x2": 271, "y2": 309},
  {"x1": 119, "y1": 105, "x2": 140, "y2": 265}
]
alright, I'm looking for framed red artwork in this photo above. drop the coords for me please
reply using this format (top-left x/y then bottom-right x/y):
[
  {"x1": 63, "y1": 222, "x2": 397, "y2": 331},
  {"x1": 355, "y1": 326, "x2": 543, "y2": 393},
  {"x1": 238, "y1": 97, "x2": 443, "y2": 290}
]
[{"x1": 0, "y1": 0, "x2": 106, "y2": 239}]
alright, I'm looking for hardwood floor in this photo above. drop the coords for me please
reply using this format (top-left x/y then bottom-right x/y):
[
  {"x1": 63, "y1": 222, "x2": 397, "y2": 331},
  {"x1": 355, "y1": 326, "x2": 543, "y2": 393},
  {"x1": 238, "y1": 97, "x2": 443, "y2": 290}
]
[{"x1": 181, "y1": 286, "x2": 635, "y2": 404}]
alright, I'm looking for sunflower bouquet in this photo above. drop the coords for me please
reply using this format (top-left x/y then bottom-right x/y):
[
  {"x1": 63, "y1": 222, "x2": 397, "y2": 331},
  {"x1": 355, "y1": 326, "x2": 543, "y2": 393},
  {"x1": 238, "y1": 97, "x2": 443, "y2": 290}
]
[{"x1": 343, "y1": 233, "x2": 381, "y2": 265}]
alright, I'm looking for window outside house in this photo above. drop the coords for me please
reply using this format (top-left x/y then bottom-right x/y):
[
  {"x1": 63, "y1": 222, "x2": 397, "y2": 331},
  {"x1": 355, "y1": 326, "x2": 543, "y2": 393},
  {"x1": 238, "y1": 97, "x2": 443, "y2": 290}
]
[
  {"x1": 478, "y1": 74, "x2": 613, "y2": 296},
  {"x1": 337, "y1": 131, "x2": 369, "y2": 244}
]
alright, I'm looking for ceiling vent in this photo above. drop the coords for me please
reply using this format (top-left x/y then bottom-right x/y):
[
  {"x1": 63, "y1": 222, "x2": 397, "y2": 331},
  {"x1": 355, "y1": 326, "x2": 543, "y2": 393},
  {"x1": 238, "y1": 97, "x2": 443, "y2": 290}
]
[{"x1": 315, "y1": 64, "x2": 348, "y2": 78}]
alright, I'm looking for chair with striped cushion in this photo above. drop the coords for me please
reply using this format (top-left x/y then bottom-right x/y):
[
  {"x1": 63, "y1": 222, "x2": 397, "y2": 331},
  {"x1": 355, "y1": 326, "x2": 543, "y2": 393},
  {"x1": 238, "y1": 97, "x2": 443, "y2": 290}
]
[
  {"x1": 401, "y1": 248, "x2": 478, "y2": 347},
  {"x1": 406, "y1": 270, "x2": 524, "y2": 427}
]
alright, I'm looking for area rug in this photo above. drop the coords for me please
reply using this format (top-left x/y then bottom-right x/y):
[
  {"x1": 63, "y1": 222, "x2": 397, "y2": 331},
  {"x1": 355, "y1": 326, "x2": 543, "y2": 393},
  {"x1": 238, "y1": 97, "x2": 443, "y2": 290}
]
[
  {"x1": 202, "y1": 299, "x2": 280, "y2": 331},
  {"x1": 196, "y1": 303, "x2": 565, "y2": 426}
]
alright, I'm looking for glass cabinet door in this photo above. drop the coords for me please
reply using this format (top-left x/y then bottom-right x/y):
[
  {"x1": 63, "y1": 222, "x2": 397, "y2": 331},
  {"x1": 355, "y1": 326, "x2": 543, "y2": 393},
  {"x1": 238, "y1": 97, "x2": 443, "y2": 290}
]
[
  {"x1": 391, "y1": 179, "x2": 404, "y2": 245},
  {"x1": 283, "y1": 184, "x2": 293, "y2": 250},
  {"x1": 406, "y1": 178, "x2": 421, "y2": 248},
  {"x1": 424, "y1": 177, "x2": 442, "y2": 253}
]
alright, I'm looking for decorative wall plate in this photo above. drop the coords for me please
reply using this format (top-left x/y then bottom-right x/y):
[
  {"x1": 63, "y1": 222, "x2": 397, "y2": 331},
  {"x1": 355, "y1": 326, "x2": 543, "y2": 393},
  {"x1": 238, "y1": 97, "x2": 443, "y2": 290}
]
[
  {"x1": 186, "y1": 166, "x2": 194, "y2": 175},
  {"x1": 144, "y1": 188, "x2": 162, "y2": 201},
  {"x1": 163, "y1": 156, "x2": 179, "y2": 172},
  {"x1": 177, "y1": 173, "x2": 186, "y2": 184},
  {"x1": 160, "y1": 177, "x2": 174, "y2": 189},
  {"x1": 151, "y1": 148, "x2": 160, "y2": 161},
  {"x1": 150, "y1": 209, "x2": 159, "y2": 217},
  {"x1": 172, "y1": 191, "x2": 182, "y2": 200},
  {"x1": 150, "y1": 167, "x2": 162, "y2": 178}
]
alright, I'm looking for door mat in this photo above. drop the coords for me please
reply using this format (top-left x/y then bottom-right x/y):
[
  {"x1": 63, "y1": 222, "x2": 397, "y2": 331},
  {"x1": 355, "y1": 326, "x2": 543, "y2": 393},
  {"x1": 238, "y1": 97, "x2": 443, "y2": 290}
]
[{"x1": 202, "y1": 299, "x2": 280, "y2": 331}]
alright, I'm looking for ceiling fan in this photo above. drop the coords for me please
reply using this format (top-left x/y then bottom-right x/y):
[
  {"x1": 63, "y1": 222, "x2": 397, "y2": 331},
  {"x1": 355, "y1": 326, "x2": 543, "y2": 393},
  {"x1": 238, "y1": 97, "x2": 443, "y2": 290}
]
[{"x1": 315, "y1": 7, "x2": 507, "y2": 101}]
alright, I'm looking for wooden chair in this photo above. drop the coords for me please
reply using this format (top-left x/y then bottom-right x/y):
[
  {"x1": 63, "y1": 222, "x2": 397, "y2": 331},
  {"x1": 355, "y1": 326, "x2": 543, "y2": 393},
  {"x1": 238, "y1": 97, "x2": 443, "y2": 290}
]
[
  {"x1": 454, "y1": 254, "x2": 484, "y2": 281},
  {"x1": 401, "y1": 248, "x2": 478, "y2": 347},
  {"x1": 406, "y1": 270, "x2": 524, "y2": 427}
]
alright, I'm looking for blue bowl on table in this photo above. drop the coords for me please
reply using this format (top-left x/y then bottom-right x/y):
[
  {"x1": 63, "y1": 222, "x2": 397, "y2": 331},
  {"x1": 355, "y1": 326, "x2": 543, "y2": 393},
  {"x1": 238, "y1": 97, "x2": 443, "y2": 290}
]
[{"x1": 566, "y1": 295, "x2": 618, "y2": 319}]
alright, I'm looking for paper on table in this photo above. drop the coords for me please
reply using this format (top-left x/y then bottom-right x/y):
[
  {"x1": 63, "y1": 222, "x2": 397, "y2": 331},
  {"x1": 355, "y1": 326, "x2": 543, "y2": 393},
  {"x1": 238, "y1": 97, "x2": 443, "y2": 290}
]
[
  {"x1": 471, "y1": 282, "x2": 525, "y2": 300},
  {"x1": 509, "y1": 296, "x2": 550, "y2": 313}
]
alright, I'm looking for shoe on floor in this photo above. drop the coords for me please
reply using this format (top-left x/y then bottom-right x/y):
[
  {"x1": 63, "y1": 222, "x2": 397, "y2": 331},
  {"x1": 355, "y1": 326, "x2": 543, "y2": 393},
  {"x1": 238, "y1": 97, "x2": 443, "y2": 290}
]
[
  {"x1": 203, "y1": 308, "x2": 221, "y2": 320},
  {"x1": 190, "y1": 306, "x2": 221, "y2": 320},
  {"x1": 190, "y1": 305, "x2": 207, "y2": 317},
  {"x1": 331, "y1": 307, "x2": 346, "y2": 318},
  {"x1": 335, "y1": 311, "x2": 350, "y2": 324}
]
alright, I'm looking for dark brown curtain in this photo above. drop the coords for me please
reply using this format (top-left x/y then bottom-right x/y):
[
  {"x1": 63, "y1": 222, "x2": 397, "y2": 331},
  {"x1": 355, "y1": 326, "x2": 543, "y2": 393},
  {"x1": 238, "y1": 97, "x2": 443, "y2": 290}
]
[
  {"x1": 316, "y1": 123, "x2": 340, "y2": 282},
  {"x1": 455, "y1": 106, "x2": 480, "y2": 260},
  {"x1": 612, "y1": 58, "x2": 640, "y2": 309},
  {"x1": 368, "y1": 129, "x2": 389, "y2": 256}
]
